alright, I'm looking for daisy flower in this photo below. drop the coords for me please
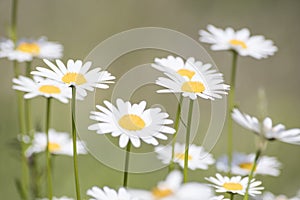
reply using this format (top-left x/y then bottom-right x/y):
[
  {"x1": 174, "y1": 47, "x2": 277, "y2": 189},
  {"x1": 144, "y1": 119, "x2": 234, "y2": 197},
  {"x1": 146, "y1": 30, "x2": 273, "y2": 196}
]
[
  {"x1": 216, "y1": 152, "x2": 281, "y2": 176},
  {"x1": 88, "y1": 98, "x2": 175, "y2": 148},
  {"x1": 25, "y1": 129, "x2": 87, "y2": 157},
  {"x1": 206, "y1": 173, "x2": 263, "y2": 196},
  {"x1": 87, "y1": 186, "x2": 138, "y2": 200},
  {"x1": 13, "y1": 75, "x2": 71, "y2": 103},
  {"x1": 38, "y1": 196, "x2": 74, "y2": 200},
  {"x1": 199, "y1": 25, "x2": 277, "y2": 59},
  {"x1": 0, "y1": 37, "x2": 63, "y2": 62},
  {"x1": 31, "y1": 59, "x2": 115, "y2": 98},
  {"x1": 154, "y1": 57, "x2": 229, "y2": 100},
  {"x1": 129, "y1": 170, "x2": 214, "y2": 200},
  {"x1": 155, "y1": 143, "x2": 215, "y2": 170},
  {"x1": 210, "y1": 195, "x2": 230, "y2": 200},
  {"x1": 232, "y1": 108, "x2": 300, "y2": 145},
  {"x1": 252, "y1": 191, "x2": 300, "y2": 200}
]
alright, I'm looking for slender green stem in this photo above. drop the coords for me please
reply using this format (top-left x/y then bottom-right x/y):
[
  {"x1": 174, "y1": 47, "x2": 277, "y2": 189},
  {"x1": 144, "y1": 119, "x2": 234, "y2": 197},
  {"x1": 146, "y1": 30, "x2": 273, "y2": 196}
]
[
  {"x1": 227, "y1": 51, "x2": 238, "y2": 174},
  {"x1": 243, "y1": 149, "x2": 261, "y2": 200},
  {"x1": 25, "y1": 61, "x2": 33, "y2": 136},
  {"x1": 169, "y1": 95, "x2": 183, "y2": 171},
  {"x1": 123, "y1": 142, "x2": 131, "y2": 188},
  {"x1": 230, "y1": 193, "x2": 235, "y2": 200},
  {"x1": 71, "y1": 86, "x2": 81, "y2": 200},
  {"x1": 183, "y1": 99, "x2": 194, "y2": 183},
  {"x1": 45, "y1": 98, "x2": 53, "y2": 200},
  {"x1": 29, "y1": 154, "x2": 41, "y2": 199},
  {"x1": 10, "y1": 0, "x2": 18, "y2": 43}
]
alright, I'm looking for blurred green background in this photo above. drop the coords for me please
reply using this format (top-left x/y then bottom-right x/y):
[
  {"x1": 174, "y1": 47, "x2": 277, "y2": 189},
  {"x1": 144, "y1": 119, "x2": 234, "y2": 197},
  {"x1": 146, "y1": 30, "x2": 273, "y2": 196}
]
[{"x1": 1, "y1": 0, "x2": 300, "y2": 199}]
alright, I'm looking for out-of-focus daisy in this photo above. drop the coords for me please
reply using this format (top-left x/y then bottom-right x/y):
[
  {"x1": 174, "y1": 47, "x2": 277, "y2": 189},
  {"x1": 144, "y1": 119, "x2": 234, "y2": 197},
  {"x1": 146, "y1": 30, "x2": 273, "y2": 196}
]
[
  {"x1": 87, "y1": 186, "x2": 138, "y2": 200},
  {"x1": 155, "y1": 143, "x2": 215, "y2": 170},
  {"x1": 0, "y1": 37, "x2": 63, "y2": 62},
  {"x1": 129, "y1": 170, "x2": 214, "y2": 200},
  {"x1": 216, "y1": 152, "x2": 281, "y2": 177},
  {"x1": 88, "y1": 99, "x2": 175, "y2": 148},
  {"x1": 206, "y1": 173, "x2": 263, "y2": 196},
  {"x1": 199, "y1": 25, "x2": 277, "y2": 59},
  {"x1": 31, "y1": 59, "x2": 115, "y2": 98},
  {"x1": 252, "y1": 191, "x2": 300, "y2": 200},
  {"x1": 232, "y1": 108, "x2": 300, "y2": 145},
  {"x1": 13, "y1": 75, "x2": 72, "y2": 103},
  {"x1": 25, "y1": 129, "x2": 87, "y2": 157},
  {"x1": 154, "y1": 57, "x2": 229, "y2": 100},
  {"x1": 38, "y1": 196, "x2": 74, "y2": 200},
  {"x1": 210, "y1": 195, "x2": 230, "y2": 200}
]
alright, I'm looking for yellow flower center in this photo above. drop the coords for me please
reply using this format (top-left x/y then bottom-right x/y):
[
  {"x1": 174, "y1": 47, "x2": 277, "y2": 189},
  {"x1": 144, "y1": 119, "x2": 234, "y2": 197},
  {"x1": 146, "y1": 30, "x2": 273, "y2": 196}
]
[
  {"x1": 62, "y1": 72, "x2": 87, "y2": 85},
  {"x1": 177, "y1": 69, "x2": 195, "y2": 80},
  {"x1": 118, "y1": 114, "x2": 145, "y2": 131},
  {"x1": 175, "y1": 153, "x2": 192, "y2": 161},
  {"x1": 239, "y1": 162, "x2": 256, "y2": 171},
  {"x1": 181, "y1": 81, "x2": 205, "y2": 93},
  {"x1": 229, "y1": 39, "x2": 247, "y2": 49},
  {"x1": 38, "y1": 85, "x2": 61, "y2": 94},
  {"x1": 223, "y1": 182, "x2": 243, "y2": 191},
  {"x1": 17, "y1": 42, "x2": 40, "y2": 54},
  {"x1": 152, "y1": 188, "x2": 173, "y2": 199},
  {"x1": 48, "y1": 142, "x2": 61, "y2": 152}
]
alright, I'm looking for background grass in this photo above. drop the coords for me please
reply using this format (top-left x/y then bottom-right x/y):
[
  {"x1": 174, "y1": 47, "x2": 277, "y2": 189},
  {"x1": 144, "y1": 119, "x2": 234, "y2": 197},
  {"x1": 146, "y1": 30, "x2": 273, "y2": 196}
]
[{"x1": 1, "y1": 0, "x2": 300, "y2": 199}]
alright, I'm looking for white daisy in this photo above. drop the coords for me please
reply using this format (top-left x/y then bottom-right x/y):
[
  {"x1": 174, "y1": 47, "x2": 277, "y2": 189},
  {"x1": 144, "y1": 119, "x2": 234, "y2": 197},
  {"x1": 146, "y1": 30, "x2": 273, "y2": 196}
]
[
  {"x1": 31, "y1": 59, "x2": 115, "y2": 98},
  {"x1": 216, "y1": 152, "x2": 281, "y2": 177},
  {"x1": 155, "y1": 143, "x2": 215, "y2": 170},
  {"x1": 13, "y1": 75, "x2": 72, "y2": 103},
  {"x1": 154, "y1": 57, "x2": 229, "y2": 100},
  {"x1": 129, "y1": 170, "x2": 214, "y2": 200},
  {"x1": 0, "y1": 37, "x2": 63, "y2": 62},
  {"x1": 252, "y1": 191, "x2": 300, "y2": 200},
  {"x1": 25, "y1": 129, "x2": 87, "y2": 157},
  {"x1": 232, "y1": 108, "x2": 300, "y2": 145},
  {"x1": 210, "y1": 195, "x2": 230, "y2": 200},
  {"x1": 206, "y1": 173, "x2": 263, "y2": 196},
  {"x1": 38, "y1": 196, "x2": 74, "y2": 200},
  {"x1": 88, "y1": 98, "x2": 175, "y2": 148},
  {"x1": 87, "y1": 186, "x2": 138, "y2": 200},
  {"x1": 199, "y1": 24, "x2": 277, "y2": 59}
]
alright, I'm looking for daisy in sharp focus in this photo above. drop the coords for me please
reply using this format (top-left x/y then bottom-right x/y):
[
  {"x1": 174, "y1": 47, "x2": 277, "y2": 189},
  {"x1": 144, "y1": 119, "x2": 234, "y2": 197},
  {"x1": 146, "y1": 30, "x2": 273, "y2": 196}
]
[
  {"x1": 252, "y1": 191, "x2": 300, "y2": 200},
  {"x1": 216, "y1": 152, "x2": 281, "y2": 177},
  {"x1": 25, "y1": 129, "x2": 87, "y2": 157},
  {"x1": 31, "y1": 59, "x2": 115, "y2": 98},
  {"x1": 88, "y1": 98, "x2": 175, "y2": 148},
  {"x1": 206, "y1": 173, "x2": 263, "y2": 197},
  {"x1": 129, "y1": 170, "x2": 214, "y2": 200},
  {"x1": 87, "y1": 186, "x2": 138, "y2": 200},
  {"x1": 154, "y1": 57, "x2": 229, "y2": 100},
  {"x1": 199, "y1": 24, "x2": 277, "y2": 59},
  {"x1": 0, "y1": 37, "x2": 63, "y2": 62},
  {"x1": 13, "y1": 75, "x2": 72, "y2": 103},
  {"x1": 155, "y1": 143, "x2": 215, "y2": 170},
  {"x1": 232, "y1": 108, "x2": 300, "y2": 145}
]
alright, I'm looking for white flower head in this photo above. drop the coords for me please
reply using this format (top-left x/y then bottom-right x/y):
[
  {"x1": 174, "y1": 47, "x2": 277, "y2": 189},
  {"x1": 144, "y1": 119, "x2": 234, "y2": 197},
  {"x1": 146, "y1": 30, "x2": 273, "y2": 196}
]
[
  {"x1": 25, "y1": 129, "x2": 87, "y2": 157},
  {"x1": 216, "y1": 152, "x2": 281, "y2": 176},
  {"x1": 87, "y1": 186, "x2": 138, "y2": 200},
  {"x1": 129, "y1": 170, "x2": 214, "y2": 200},
  {"x1": 13, "y1": 75, "x2": 72, "y2": 103},
  {"x1": 252, "y1": 191, "x2": 300, "y2": 200},
  {"x1": 199, "y1": 25, "x2": 277, "y2": 59},
  {"x1": 206, "y1": 173, "x2": 263, "y2": 196},
  {"x1": 210, "y1": 195, "x2": 230, "y2": 200},
  {"x1": 155, "y1": 143, "x2": 215, "y2": 170},
  {"x1": 31, "y1": 59, "x2": 115, "y2": 98},
  {"x1": 0, "y1": 37, "x2": 63, "y2": 62},
  {"x1": 88, "y1": 99, "x2": 175, "y2": 148},
  {"x1": 153, "y1": 56, "x2": 229, "y2": 100},
  {"x1": 232, "y1": 108, "x2": 300, "y2": 145}
]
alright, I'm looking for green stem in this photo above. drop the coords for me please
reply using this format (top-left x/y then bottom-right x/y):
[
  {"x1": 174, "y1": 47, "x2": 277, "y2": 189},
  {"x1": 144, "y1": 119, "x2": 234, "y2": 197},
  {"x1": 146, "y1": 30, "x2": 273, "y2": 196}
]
[
  {"x1": 25, "y1": 61, "x2": 32, "y2": 136},
  {"x1": 169, "y1": 95, "x2": 183, "y2": 171},
  {"x1": 71, "y1": 86, "x2": 81, "y2": 200},
  {"x1": 29, "y1": 154, "x2": 41, "y2": 199},
  {"x1": 227, "y1": 51, "x2": 238, "y2": 174},
  {"x1": 183, "y1": 99, "x2": 194, "y2": 183},
  {"x1": 10, "y1": 0, "x2": 18, "y2": 43},
  {"x1": 243, "y1": 149, "x2": 261, "y2": 200},
  {"x1": 123, "y1": 142, "x2": 131, "y2": 188},
  {"x1": 45, "y1": 98, "x2": 53, "y2": 200},
  {"x1": 230, "y1": 193, "x2": 235, "y2": 200}
]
